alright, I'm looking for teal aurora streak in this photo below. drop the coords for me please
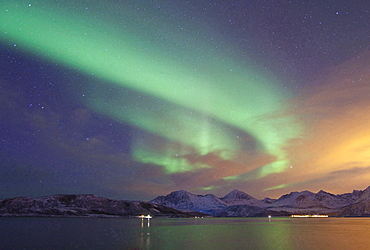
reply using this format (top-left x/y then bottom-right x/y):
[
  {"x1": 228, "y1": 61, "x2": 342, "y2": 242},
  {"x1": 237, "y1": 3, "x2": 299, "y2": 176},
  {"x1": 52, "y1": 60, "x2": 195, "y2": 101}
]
[{"x1": 0, "y1": 2, "x2": 301, "y2": 185}]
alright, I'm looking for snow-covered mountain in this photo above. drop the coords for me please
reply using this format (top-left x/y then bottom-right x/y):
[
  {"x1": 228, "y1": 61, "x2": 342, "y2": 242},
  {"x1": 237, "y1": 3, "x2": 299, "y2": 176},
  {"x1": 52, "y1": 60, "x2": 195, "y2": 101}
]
[
  {"x1": 151, "y1": 187, "x2": 370, "y2": 217},
  {"x1": 339, "y1": 187, "x2": 370, "y2": 216},
  {"x1": 3, "y1": 187, "x2": 370, "y2": 218},
  {"x1": 150, "y1": 189, "x2": 276, "y2": 216},
  {"x1": 266, "y1": 190, "x2": 358, "y2": 215},
  {"x1": 261, "y1": 197, "x2": 277, "y2": 204},
  {"x1": 0, "y1": 194, "x2": 206, "y2": 218},
  {"x1": 150, "y1": 190, "x2": 227, "y2": 214},
  {"x1": 220, "y1": 189, "x2": 268, "y2": 207},
  {"x1": 352, "y1": 186, "x2": 370, "y2": 202},
  {"x1": 337, "y1": 189, "x2": 363, "y2": 202},
  {"x1": 271, "y1": 190, "x2": 353, "y2": 209},
  {"x1": 150, "y1": 189, "x2": 268, "y2": 211},
  {"x1": 339, "y1": 201, "x2": 370, "y2": 216}
]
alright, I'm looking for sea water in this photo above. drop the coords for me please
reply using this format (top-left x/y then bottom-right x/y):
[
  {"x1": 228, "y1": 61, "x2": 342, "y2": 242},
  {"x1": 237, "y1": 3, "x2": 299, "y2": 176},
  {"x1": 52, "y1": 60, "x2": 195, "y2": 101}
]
[{"x1": 1, "y1": 217, "x2": 370, "y2": 249}]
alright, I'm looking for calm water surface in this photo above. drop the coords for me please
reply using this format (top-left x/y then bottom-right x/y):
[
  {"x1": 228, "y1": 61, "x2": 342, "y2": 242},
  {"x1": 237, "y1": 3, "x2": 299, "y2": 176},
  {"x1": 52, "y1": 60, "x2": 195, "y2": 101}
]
[{"x1": 1, "y1": 217, "x2": 370, "y2": 249}]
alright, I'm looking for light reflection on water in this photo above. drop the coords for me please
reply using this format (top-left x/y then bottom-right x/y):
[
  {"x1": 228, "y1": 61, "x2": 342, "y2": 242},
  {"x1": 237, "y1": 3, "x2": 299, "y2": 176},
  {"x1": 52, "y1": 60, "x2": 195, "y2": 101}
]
[
  {"x1": 140, "y1": 217, "x2": 151, "y2": 249},
  {"x1": 1, "y1": 217, "x2": 370, "y2": 249}
]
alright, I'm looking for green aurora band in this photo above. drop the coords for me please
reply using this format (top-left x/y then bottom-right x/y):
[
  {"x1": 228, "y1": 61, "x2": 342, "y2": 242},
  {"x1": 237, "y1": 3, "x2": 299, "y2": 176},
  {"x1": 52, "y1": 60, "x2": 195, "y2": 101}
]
[{"x1": 0, "y1": 2, "x2": 301, "y2": 184}]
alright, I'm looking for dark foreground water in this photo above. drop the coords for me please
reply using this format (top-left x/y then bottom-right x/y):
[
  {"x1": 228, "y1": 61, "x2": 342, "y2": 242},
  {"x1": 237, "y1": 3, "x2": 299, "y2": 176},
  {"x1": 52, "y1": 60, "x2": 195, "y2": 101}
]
[{"x1": 1, "y1": 217, "x2": 370, "y2": 249}]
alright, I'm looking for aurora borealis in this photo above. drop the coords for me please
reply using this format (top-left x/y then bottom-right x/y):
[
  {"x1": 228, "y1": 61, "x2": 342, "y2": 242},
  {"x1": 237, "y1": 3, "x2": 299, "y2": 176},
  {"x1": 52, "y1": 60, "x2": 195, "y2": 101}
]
[{"x1": 1, "y1": 1, "x2": 369, "y2": 200}]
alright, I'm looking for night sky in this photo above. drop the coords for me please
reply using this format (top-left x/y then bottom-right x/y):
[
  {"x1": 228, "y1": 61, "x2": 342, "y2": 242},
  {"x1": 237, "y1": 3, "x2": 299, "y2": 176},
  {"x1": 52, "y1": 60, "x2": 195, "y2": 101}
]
[{"x1": 1, "y1": 0, "x2": 369, "y2": 200}]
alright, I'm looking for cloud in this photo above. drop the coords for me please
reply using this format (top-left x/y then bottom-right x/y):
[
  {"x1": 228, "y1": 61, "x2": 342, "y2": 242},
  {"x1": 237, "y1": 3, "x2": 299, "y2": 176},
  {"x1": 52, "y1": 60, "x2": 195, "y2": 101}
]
[
  {"x1": 170, "y1": 151, "x2": 276, "y2": 188},
  {"x1": 263, "y1": 51, "x2": 370, "y2": 196}
]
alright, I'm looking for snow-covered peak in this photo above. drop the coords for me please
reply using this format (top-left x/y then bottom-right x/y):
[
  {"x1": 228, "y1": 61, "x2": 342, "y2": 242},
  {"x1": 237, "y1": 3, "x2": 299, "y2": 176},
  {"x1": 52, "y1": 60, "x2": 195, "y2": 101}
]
[
  {"x1": 261, "y1": 197, "x2": 276, "y2": 204},
  {"x1": 150, "y1": 186, "x2": 370, "y2": 216},
  {"x1": 338, "y1": 189, "x2": 363, "y2": 202},
  {"x1": 274, "y1": 191, "x2": 306, "y2": 203},
  {"x1": 222, "y1": 189, "x2": 252, "y2": 200},
  {"x1": 272, "y1": 189, "x2": 354, "y2": 209},
  {"x1": 221, "y1": 189, "x2": 268, "y2": 207},
  {"x1": 150, "y1": 190, "x2": 227, "y2": 212},
  {"x1": 168, "y1": 190, "x2": 192, "y2": 199},
  {"x1": 176, "y1": 190, "x2": 190, "y2": 194},
  {"x1": 317, "y1": 190, "x2": 332, "y2": 195},
  {"x1": 273, "y1": 191, "x2": 316, "y2": 207},
  {"x1": 356, "y1": 186, "x2": 370, "y2": 202}
]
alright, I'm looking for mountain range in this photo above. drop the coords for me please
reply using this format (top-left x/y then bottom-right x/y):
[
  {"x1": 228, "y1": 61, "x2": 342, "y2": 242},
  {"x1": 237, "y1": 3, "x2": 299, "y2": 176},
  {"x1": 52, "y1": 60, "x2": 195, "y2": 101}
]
[
  {"x1": 2, "y1": 187, "x2": 370, "y2": 217},
  {"x1": 150, "y1": 187, "x2": 370, "y2": 217},
  {"x1": 0, "y1": 194, "x2": 206, "y2": 218}
]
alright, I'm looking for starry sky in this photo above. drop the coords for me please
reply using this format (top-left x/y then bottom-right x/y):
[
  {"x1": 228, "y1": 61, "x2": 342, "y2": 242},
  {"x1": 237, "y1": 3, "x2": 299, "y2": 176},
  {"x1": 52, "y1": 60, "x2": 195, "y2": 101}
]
[{"x1": 1, "y1": 0, "x2": 370, "y2": 200}]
